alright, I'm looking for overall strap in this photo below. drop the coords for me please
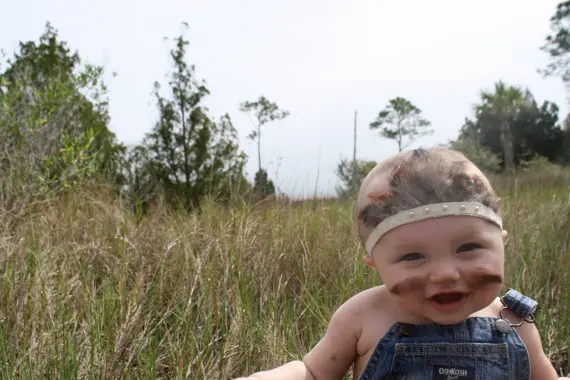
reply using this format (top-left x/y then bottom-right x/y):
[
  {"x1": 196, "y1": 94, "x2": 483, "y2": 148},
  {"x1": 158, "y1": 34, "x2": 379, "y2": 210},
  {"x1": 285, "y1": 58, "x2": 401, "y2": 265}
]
[{"x1": 500, "y1": 288, "x2": 538, "y2": 321}]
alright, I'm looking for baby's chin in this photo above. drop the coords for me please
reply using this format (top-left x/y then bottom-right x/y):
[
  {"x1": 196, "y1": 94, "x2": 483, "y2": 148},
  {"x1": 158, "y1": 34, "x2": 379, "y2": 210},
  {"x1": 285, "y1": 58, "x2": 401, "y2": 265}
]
[{"x1": 425, "y1": 311, "x2": 475, "y2": 326}]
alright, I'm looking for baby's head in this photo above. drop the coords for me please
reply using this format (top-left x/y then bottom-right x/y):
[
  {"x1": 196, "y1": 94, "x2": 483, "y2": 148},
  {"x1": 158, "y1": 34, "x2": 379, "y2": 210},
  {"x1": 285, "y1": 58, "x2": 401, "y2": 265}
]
[{"x1": 356, "y1": 147, "x2": 506, "y2": 324}]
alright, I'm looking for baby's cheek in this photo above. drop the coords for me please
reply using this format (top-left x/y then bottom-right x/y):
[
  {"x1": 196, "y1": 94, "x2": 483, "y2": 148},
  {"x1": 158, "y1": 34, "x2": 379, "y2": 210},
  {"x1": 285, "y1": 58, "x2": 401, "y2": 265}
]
[
  {"x1": 386, "y1": 274, "x2": 426, "y2": 296},
  {"x1": 463, "y1": 263, "x2": 505, "y2": 289}
]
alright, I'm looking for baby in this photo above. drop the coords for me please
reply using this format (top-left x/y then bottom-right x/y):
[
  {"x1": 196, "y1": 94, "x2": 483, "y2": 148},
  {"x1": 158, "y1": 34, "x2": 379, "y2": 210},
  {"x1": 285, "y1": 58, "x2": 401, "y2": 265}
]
[{"x1": 235, "y1": 148, "x2": 568, "y2": 380}]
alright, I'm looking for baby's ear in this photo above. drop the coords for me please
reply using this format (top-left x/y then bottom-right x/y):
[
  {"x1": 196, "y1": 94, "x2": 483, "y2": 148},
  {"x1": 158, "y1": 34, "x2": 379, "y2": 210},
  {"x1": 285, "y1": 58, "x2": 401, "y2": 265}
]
[
  {"x1": 502, "y1": 230, "x2": 509, "y2": 245},
  {"x1": 363, "y1": 255, "x2": 375, "y2": 268}
]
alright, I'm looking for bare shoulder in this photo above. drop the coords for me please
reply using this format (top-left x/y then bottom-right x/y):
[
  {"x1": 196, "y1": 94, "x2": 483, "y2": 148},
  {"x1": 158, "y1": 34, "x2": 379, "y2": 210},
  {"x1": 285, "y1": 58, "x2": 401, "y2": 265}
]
[
  {"x1": 346, "y1": 284, "x2": 392, "y2": 311},
  {"x1": 321, "y1": 285, "x2": 391, "y2": 320},
  {"x1": 352, "y1": 286, "x2": 398, "y2": 360},
  {"x1": 338, "y1": 285, "x2": 394, "y2": 332},
  {"x1": 302, "y1": 286, "x2": 391, "y2": 380}
]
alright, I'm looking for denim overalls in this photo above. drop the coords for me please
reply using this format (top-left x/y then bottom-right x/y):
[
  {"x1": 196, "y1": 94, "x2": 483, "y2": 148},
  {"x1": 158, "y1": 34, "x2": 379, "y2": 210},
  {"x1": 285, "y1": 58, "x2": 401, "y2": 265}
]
[{"x1": 358, "y1": 289, "x2": 537, "y2": 380}]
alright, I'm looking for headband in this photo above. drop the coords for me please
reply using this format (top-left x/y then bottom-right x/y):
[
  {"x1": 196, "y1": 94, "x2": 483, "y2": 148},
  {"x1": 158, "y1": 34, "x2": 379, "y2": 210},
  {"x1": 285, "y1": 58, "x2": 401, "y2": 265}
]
[{"x1": 364, "y1": 201, "x2": 503, "y2": 256}]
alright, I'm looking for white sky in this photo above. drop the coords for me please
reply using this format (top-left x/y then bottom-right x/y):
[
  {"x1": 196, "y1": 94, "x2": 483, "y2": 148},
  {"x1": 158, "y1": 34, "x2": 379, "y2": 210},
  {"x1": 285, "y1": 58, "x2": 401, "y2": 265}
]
[{"x1": 1, "y1": 0, "x2": 568, "y2": 197}]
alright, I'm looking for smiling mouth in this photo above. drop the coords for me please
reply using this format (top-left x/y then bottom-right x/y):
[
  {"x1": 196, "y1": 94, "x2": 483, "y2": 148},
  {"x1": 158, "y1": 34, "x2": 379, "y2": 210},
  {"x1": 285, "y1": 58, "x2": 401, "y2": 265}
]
[
  {"x1": 430, "y1": 292, "x2": 467, "y2": 304},
  {"x1": 428, "y1": 292, "x2": 468, "y2": 313}
]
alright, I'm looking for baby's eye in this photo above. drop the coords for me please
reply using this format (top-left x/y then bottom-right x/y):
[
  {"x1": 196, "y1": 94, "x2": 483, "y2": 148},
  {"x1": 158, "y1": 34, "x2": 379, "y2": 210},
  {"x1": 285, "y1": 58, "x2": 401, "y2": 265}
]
[
  {"x1": 399, "y1": 253, "x2": 424, "y2": 261},
  {"x1": 457, "y1": 243, "x2": 481, "y2": 253}
]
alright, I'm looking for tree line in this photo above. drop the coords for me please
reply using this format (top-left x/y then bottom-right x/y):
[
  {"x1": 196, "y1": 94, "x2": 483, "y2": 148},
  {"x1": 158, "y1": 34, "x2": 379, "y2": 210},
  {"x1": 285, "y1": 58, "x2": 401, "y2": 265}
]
[
  {"x1": 336, "y1": 81, "x2": 570, "y2": 196},
  {"x1": 2, "y1": 2, "x2": 570, "y2": 213},
  {"x1": 336, "y1": 1, "x2": 570, "y2": 196},
  {"x1": 0, "y1": 22, "x2": 289, "y2": 217}
]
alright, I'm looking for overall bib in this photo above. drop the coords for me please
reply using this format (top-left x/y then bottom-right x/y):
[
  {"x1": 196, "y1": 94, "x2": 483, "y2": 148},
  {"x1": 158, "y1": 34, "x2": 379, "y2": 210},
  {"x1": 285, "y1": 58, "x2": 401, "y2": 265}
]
[{"x1": 358, "y1": 289, "x2": 537, "y2": 380}]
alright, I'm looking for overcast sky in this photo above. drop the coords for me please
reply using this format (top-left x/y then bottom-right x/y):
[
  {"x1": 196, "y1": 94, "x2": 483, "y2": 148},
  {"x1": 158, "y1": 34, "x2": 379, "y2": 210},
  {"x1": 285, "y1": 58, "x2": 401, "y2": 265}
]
[{"x1": 1, "y1": 0, "x2": 568, "y2": 197}]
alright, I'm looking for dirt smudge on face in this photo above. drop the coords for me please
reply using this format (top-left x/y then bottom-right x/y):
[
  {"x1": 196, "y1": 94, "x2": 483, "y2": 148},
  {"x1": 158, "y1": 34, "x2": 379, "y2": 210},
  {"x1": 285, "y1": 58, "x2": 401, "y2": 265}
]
[{"x1": 387, "y1": 268, "x2": 503, "y2": 296}]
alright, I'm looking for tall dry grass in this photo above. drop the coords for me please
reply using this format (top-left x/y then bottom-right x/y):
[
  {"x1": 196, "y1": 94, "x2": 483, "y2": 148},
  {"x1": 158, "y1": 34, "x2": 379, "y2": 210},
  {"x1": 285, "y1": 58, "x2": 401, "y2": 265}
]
[{"x1": 0, "y1": 169, "x2": 569, "y2": 379}]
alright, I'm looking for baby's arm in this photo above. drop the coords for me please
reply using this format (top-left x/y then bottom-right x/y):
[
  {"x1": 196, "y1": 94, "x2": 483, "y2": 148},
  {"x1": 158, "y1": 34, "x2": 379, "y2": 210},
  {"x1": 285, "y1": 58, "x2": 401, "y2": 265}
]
[
  {"x1": 234, "y1": 360, "x2": 313, "y2": 380},
  {"x1": 234, "y1": 296, "x2": 363, "y2": 380},
  {"x1": 515, "y1": 319, "x2": 561, "y2": 379}
]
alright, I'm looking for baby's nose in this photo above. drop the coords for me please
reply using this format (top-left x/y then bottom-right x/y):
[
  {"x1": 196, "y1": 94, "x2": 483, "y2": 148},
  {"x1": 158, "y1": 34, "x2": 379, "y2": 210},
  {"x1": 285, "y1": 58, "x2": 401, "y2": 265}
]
[{"x1": 428, "y1": 262, "x2": 461, "y2": 284}]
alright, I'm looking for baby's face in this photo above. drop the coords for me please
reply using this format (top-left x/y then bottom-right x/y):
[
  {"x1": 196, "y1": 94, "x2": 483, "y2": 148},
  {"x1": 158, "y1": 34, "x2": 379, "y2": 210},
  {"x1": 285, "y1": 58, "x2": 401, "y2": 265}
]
[{"x1": 370, "y1": 215, "x2": 505, "y2": 325}]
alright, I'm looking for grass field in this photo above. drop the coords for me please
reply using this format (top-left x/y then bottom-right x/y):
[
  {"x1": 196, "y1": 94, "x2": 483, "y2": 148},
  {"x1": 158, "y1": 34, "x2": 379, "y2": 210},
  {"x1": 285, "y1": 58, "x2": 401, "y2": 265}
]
[{"x1": 0, "y1": 168, "x2": 569, "y2": 379}]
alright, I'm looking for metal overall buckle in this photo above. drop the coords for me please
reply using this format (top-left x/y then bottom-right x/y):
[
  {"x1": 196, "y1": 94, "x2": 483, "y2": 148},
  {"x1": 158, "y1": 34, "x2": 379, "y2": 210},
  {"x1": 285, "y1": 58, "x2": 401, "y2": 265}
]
[{"x1": 495, "y1": 295, "x2": 536, "y2": 334}]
